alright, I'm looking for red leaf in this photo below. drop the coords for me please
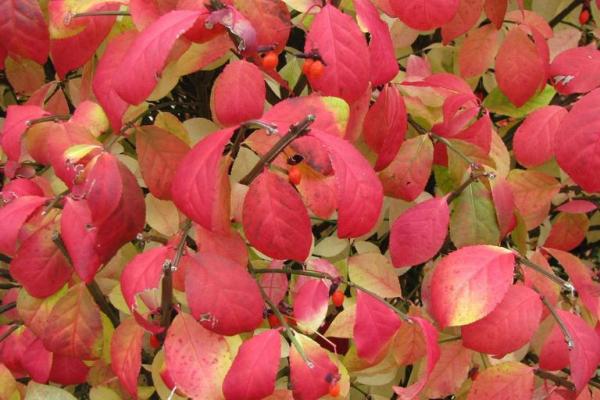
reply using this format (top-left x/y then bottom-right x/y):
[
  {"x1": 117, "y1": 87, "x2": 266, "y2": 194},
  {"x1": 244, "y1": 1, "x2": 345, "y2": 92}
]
[
  {"x1": 186, "y1": 252, "x2": 264, "y2": 335},
  {"x1": 390, "y1": 0, "x2": 460, "y2": 31},
  {"x1": 113, "y1": 10, "x2": 202, "y2": 104},
  {"x1": 544, "y1": 212, "x2": 589, "y2": 251},
  {"x1": 111, "y1": 317, "x2": 145, "y2": 398},
  {"x1": 354, "y1": 290, "x2": 402, "y2": 363},
  {"x1": 354, "y1": 0, "x2": 399, "y2": 86},
  {"x1": 92, "y1": 31, "x2": 136, "y2": 131},
  {"x1": 48, "y1": 355, "x2": 90, "y2": 385},
  {"x1": 555, "y1": 88, "x2": 600, "y2": 193},
  {"x1": 539, "y1": 321, "x2": 570, "y2": 371},
  {"x1": 430, "y1": 245, "x2": 515, "y2": 328},
  {"x1": 466, "y1": 362, "x2": 534, "y2": 399},
  {"x1": 379, "y1": 135, "x2": 434, "y2": 201},
  {"x1": 490, "y1": 178, "x2": 516, "y2": 238},
  {"x1": 390, "y1": 197, "x2": 450, "y2": 268},
  {"x1": 10, "y1": 223, "x2": 72, "y2": 298},
  {"x1": 507, "y1": 170, "x2": 561, "y2": 230},
  {"x1": 42, "y1": 283, "x2": 103, "y2": 359},
  {"x1": 393, "y1": 317, "x2": 440, "y2": 400},
  {"x1": 233, "y1": 0, "x2": 290, "y2": 55},
  {"x1": 172, "y1": 128, "x2": 234, "y2": 233},
  {"x1": 1, "y1": 178, "x2": 44, "y2": 199},
  {"x1": 0, "y1": 195, "x2": 47, "y2": 257},
  {"x1": 164, "y1": 312, "x2": 231, "y2": 398},
  {"x1": 556, "y1": 200, "x2": 597, "y2": 213},
  {"x1": 441, "y1": 0, "x2": 484, "y2": 44},
  {"x1": 311, "y1": 132, "x2": 383, "y2": 238},
  {"x1": 136, "y1": 125, "x2": 190, "y2": 200},
  {"x1": 289, "y1": 334, "x2": 339, "y2": 400},
  {"x1": 212, "y1": 60, "x2": 266, "y2": 126},
  {"x1": 293, "y1": 279, "x2": 329, "y2": 333},
  {"x1": 363, "y1": 84, "x2": 407, "y2": 171},
  {"x1": 223, "y1": 330, "x2": 281, "y2": 400},
  {"x1": 21, "y1": 337, "x2": 52, "y2": 383},
  {"x1": 304, "y1": 5, "x2": 370, "y2": 102},
  {"x1": 258, "y1": 261, "x2": 288, "y2": 305},
  {"x1": 506, "y1": 10, "x2": 553, "y2": 39},
  {"x1": 495, "y1": 27, "x2": 546, "y2": 107},
  {"x1": 484, "y1": 0, "x2": 507, "y2": 29},
  {"x1": 1, "y1": 105, "x2": 48, "y2": 161},
  {"x1": 50, "y1": 3, "x2": 119, "y2": 78},
  {"x1": 461, "y1": 284, "x2": 542, "y2": 356},
  {"x1": 195, "y1": 223, "x2": 249, "y2": 267},
  {"x1": 459, "y1": 24, "x2": 500, "y2": 78},
  {"x1": 513, "y1": 105, "x2": 567, "y2": 168},
  {"x1": 242, "y1": 170, "x2": 312, "y2": 261},
  {"x1": 0, "y1": 0, "x2": 49, "y2": 64},
  {"x1": 121, "y1": 245, "x2": 171, "y2": 312},
  {"x1": 551, "y1": 46, "x2": 600, "y2": 95}
]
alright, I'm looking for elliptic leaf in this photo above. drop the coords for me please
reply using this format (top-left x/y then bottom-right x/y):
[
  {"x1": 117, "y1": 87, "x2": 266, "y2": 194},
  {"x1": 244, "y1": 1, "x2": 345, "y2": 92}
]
[
  {"x1": 289, "y1": 334, "x2": 339, "y2": 400},
  {"x1": 544, "y1": 212, "x2": 589, "y2": 251},
  {"x1": 390, "y1": 0, "x2": 460, "y2": 31},
  {"x1": 292, "y1": 279, "x2": 329, "y2": 333},
  {"x1": 430, "y1": 245, "x2": 515, "y2": 328},
  {"x1": 507, "y1": 169, "x2": 561, "y2": 230},
  {"x1": 1, "y1": 105, "x2": 48, "y2": 162},
  {"x1": 0, "y1": 0, "x2": 49, "y2": 64},
  {"x1": 423, "y1": 341, "x2": 473, "y2": 399},
  {"x1": 111, "y1": 317, "x2": 145, "y2": 398},
  {"x1": 441, "y1": 0, "x2": 484, "y2": 44},
  {"x1": 458, "y1": 24, "x2": 499, "y2": 78},
  {"x1": 0, "y1": 195, "x2": 47, "y2": 257},
  {"x1": 348, "y1": 253, "x2": 402, "y2": 298},
  {"x1": 466, "y1": 362, "x2": 534, "y2": 400},
  {"x1": 233, "y1": 0, "x2": 290, "y2": 55},
  {"x1": 550, "y1": 46, "x2": 600, "y2": 95}
]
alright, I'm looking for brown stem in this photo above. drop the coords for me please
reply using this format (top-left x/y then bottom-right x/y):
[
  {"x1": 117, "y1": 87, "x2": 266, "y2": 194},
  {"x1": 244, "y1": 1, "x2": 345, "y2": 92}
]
[
  {"x1": 239, "y1": 115, "x2": 316, "y2": 186},
  {"x1": 549, "y1": 0, "x2": 584, "y2": 27},
  {"x1": 27, "y1": 114, "x2": 70, "y2": 126},
  {"x1": 0, "y1": 283, "x2": 20, "y2": 290},
  {"x1": 446, "y1": 171, "x2": 493, "y2": 203},
  {"x1": 0, "y1": 323, "x2": 21, "y2": 343},
  {"x1": 87, "y1": 280, "x2": 120, "y2": 327},
  {"x1": 43, "y1": 189, "x2": 69, "y2": 215},
  {"x1": 72, "y1": 10, "x2": 131, "y2": 18},
  {"x1": 518, "y1": 256, "x2": 575, "y2": 293},
  {"x1": 231, "y1": 120, "x2": 278, "y2": 159},
  {"x1": 534, "y1": 369, "x2": 576, "y2": 392},
  {"x1": 0, "y1": 301, "x2": 16, "y2": 314},
  {"x1": 160, "y1": 220, "x2": 192, "y2": 328},
  {"x1": 536, "y1": 289, "x2": 574, "y2": 350}
]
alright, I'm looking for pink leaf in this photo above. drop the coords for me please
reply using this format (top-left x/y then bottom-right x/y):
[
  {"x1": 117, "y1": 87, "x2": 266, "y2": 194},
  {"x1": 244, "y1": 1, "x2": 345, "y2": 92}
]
[
  {"x1": 459, "y1": 24, "x2": 500, "y2": 78},
  {"x1": 92, "y1": 31, "x2": 136, "y2": 131},
  {"x1": 491, "y1": 178, "x2": 517, "y2": 238},
  {"x1": 1, "y1": 105, "x2": 48, "y2": 161},
  {"x1": 393, "y1": 317, "x2": 440, "y2": 400},
  {"x1": 289, "y1": 334, "x2": 339, "y2": 400},
  {"x1": 223, "y1": 330, "x2": 281, "y2": 400},
  {"x1": 379, "y1": 135, "x2": 434, "y2": 201},
  {"x1": 466, "y1": 362, "x2": 534, "y2": 399},
  {"x1": 513, "y1": 105, "x2": 567, "y2": 167},
  {"x1": 211, "y1": 60, "x2": 266, "y2": 126},
  {"x1": 0, "y1": 0, "x2": 49, "y2": 64},
  {"x1": 495, "y1": 27, "x2": 546, "y2": 107},
  {"x1": 185, "y1": 252, "x2": 264, "y2": 335},
  {"x1": 539, "y1": 321, "x2": 570, "y2": 371},
  {"x1": 550, "y1": 46, "x2": 600, "y2": 95},
  {"x1": 293, "y1": 279, "x2": 329, "y2": 333},
  {"x1": 556, "y1": 200, "x2": 597, "y2": 213},
  {"x1": 258, "y1": 261, "x2": 289, "y2": 305},
  {"x1": 50, "y1": 3, "x2": 119, "y2": 78},
  {"x1": 113, "y1": 10, "x2": 202, "y2": 104},
  {"x1": 111, "y1": 317, "x2": 145, "y2": 398},
  {"x1": 423, "y1": 341, "x2": 473, "y2": 398},
  {"x1": 21, "y1": 338, "x2": 52, "y2": 383},
  {"x1": 172, "y1": 128, "x2": 234, "y2": 233},
  {"x1": 430, "y1": 245, "x2": 515, "y2": 328},
  {"x1": 461, "y1": 284, "x2": 542, "y2": 356},
  {"x1": 390, "y1": 197, "x2": 450, "y2": 268},
  {"x1": 354, "y1": 290, "x2": 402, "y2": 363},
  {"x1": 136, "y1": 125, "x2": 190, "y2": 200},
  {"x1": 195, "y1": 223, "x2": 249, "y2": 267},
  {"x1": 555, "y1": 88, "x2": 600, "y2": 193},
  {"x1": 0, "y1": 195, "x2": 47, "y2": 257},
  {"x1": 121, "y1": 245, "x2": 171, "y2": 311},
  {"x1": 164, "y1": 312, "x2": 231, "y2": 398},
  {"x1": 441, "y1": 0, "x2": 485, "y2": 44},
  {"x1": 304, "y1": 5, "x2": 370, "y2": 102},
  {"x1": 10, "y1": 223, "x2": 72, "y2": 298},
  {"x1": 390, "y1": 0, "x2": 460, "y2": 31},
  {"x1": 311, "y1": 132, "x2": 383, "y2": 238},
  {"x1": 363, "y1": 84, "x2": 407, "y2": 171},
  {"x1": 242, "y1": 170, "x2": 312, "y2": 261},
  {"x1": 354, "y1": 0, "x2": 399, "y2": 86}
]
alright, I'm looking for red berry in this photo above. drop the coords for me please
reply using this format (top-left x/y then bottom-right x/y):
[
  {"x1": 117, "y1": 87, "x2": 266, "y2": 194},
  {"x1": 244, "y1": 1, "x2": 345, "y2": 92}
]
[
  {"x1": 302, "y1": 58, "x2": 314, "y2": 75},
  {"x1": 288, "y1": 165, "x2": 302, "y2": 185},
  {"x1": 149, "y1": 334, "x2": 161, "y2": 349},
  {"x1": 268, "y1": 313, "x2": 281, "y2": 328},
  {"x1": 328, "y1": 382, "x2": 341, "y2": 397},
  {"x1": 580, "y1": 8, "x2": 590, "y2": 24},
  {"x1": 262, "y1": 51, "x2": 278, "y2": 70},
  {"x1": 332, "y1": 290, "x2": 344, "y2": 308},
  {"x1": 309, "y1": 60, "x2": 325, "y2": 79}
]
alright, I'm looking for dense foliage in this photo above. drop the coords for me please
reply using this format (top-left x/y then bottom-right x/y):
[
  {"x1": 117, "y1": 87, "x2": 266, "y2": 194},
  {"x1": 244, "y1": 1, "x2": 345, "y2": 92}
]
[{"x1": 0, "y1": 0, "x2": 599, "y2": 399}]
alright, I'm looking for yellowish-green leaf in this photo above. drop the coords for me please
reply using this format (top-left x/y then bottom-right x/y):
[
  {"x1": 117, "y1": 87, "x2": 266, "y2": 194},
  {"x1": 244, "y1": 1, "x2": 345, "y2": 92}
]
[
  {"x1": 483, "y1": 85, "x2": 555, "y2": 118},
  {"x1": 146, "y1": 194, "x2": 181, "y2": 237},
  {"x1": 154, "y1": 112, "x2": 190, "y2": 144},
  {"x1": 25, "y1": 382, "x2": 76, "y2": 400},
  {"x1": 348, "y1": 253, "x2": 402, "y2": 298}
]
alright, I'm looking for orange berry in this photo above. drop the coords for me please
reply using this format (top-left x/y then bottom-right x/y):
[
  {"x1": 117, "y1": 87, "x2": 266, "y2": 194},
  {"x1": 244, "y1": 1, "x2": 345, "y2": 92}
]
[
  {"x1": 332, "y1": 290, "x2": 344, "y2": 308},
  {"x1": 309, "y1": 60, "x2": 325, "y2": 79},
  {"x1": 579, "y1": 8, "x2": 590, "y2": 25},
  {"x1": 328, "y1": 382, "x2": 341, "y2": 397},
  {"x1": 268, "y1": 313, "x2": 281, "y2": 328},
  {"x1": 149, "y1": 334, "x2": 161, "y2": 349},
  {"x1": 288, "y1": 165, "x2": 302, "y2": 185},
  {"x1": 262, "y1": 51, "x2": 278, "y2": 70},
  {"x1": 302, "y1": 58, "x2": 314, "y2": 75}
]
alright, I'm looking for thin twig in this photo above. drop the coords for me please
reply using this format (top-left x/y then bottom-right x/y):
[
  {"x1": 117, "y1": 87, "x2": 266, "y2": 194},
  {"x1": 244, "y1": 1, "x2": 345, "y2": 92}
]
[
  {"x1": 0, "y1": 302, "x2": 16, "y2": 314},
  {"x1": 26, "y1": 114, "x2": 70, "y2": 126},
  {"x1": 43, "y1": 189, "x2": 69, "y2": 215},
  {"x1": 239, "y1": 115, "x2": 316, "y2": 185},
  {"x1": 231, "y1": 120, "x2": 278, "y2": 159},
  {"x1": 160, "y1": 220, "x2": 192, "y2": 328},
  {"x1": 87, "y1": 280, "x2": 120, "y2": 327},
  {"x1": 518, "y1": 256, "x2": 575, "y2": 293},
  {"x1": 534, "y1": 369, "x2": 576, "y2": 392},
  {"x1": 0, "y1": 283, "x2": 20, "y2": 290},
  {"x1": 120, "y1": 101, "x2": 202, "y2": 134},
  {"x1": 537, "y1": 290, "x2": 574, "y2": 350},
  {"x1": 72, "y1": 10, "x2": 131, "y2": 18},
  {"x1": 549, "y1": 0, "x2": 584, "y2": 27},
  {"x1": 0, "y1": 323, "x2": 21, "y2": 343},
  {"x1": 446, "y1": 171, "x2": 494, "y2": 203}
]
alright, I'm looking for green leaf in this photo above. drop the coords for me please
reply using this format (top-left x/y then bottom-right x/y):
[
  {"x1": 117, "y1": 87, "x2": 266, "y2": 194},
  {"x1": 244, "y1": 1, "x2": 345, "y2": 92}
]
[
  {"x1": 450, "y1": 181, "x2": 500, "y2": 248},
  {"x1": 25, "y1": 382, "x2": 77, "y2": 400},
  {"x1": 483, "y1": 85, "x2": 556, "y2": 118}
]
